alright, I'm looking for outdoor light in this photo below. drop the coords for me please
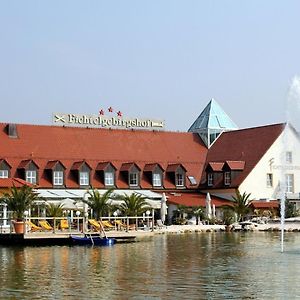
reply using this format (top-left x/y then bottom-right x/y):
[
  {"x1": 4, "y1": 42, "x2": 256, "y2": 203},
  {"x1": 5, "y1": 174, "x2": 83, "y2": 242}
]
[
  {"x1": 84, "y1": 212, "x2": 89, "y2": 218},
  {"x1": 76, "y1": 211, "x2": 80, "y2": 217},
  {"x1": 113, "y1": 211, "x2": 118, "y2": 217},
  {"x1": 146, "y1": 210, "x2": 150, "y2": 216},
  {"x1": 24, "y1": 210, "x2": 29, "y2": 217}
]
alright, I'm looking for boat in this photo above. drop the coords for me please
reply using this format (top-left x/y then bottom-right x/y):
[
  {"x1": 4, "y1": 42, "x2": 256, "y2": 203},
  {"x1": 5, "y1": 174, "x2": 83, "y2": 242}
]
[{"x1": 70, "y1": 235, "x2": 116, "y2": 246}]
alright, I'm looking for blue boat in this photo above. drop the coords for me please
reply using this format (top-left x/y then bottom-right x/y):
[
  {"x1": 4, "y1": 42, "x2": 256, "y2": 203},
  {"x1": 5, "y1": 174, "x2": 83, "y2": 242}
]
[{"x1": 71, "y1": 235, "x2": 116, "y2": 246}]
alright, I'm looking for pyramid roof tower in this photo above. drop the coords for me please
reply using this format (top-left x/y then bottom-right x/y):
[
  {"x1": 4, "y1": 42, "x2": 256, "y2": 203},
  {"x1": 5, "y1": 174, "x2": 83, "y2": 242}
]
[{"x1": 188, "y1": 99, "x2": 238, "y2": 148}]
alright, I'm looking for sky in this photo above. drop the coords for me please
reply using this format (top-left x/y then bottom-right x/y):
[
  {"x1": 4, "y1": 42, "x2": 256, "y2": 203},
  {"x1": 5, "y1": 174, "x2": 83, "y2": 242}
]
[{"x1": 1, "y1": 1, "x2": 300, "y2": 132}]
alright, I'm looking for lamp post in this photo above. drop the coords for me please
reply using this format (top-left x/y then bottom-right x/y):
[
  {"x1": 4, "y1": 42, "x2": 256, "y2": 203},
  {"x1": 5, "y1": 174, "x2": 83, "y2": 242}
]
[
  {"x1": 113, "y1": 211, "x2": 118, "y2": 230},
  {"x1": 76, "y1": 211, "x2": 80, "y2": 232},
  {"x1": 24, "y1": 210, "x2": 29, "y2": 234},
  {"x1": 146, "y1": 210, "x2": 150, "y2": 228},
  {"x1": 84, "y1": 212, "x2": 89, "y2": 233}
]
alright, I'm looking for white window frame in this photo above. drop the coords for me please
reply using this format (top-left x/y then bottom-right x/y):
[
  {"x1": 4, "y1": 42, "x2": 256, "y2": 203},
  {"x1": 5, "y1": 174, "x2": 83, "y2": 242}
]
[
  {"x1": 224, "y1": 172, "x2": 231, "y2": 186},
  {"x1": 26, "y1": 170, "x2": 37, "y2": 184},
  {"x1": 129, "y1": 172, "x2": 138, "y2": 186},
  {"x1": 53, "y1": 171, "x2": 63, "y2": 186},
  {"x1": 175, "y1": 173, "x2": 184, "y2": 187},
  {"x1": 79, "y1": 171, "x2": 89, "y2": 186},
  {"x1": 286, "y1": 151, "x2": 293, "y2": 164},
  {"x1": 0, "y1": 170, "x2": 8, "y2": 178},
  {"x1": 266, "y1": 173, "x2": 273, "y2": 188},
  {"x1": 105, "y1": 172, "x2": 114, "y2": 186},
  {"x1": 207, "y1": 173, "x2": 213, "y2": 186},
  {"x1": 285, "y1": 174, "x2": 294, "y2": 193},
  {"x1": 152, "y1": 173, "x2": 162, "y2": 187}
]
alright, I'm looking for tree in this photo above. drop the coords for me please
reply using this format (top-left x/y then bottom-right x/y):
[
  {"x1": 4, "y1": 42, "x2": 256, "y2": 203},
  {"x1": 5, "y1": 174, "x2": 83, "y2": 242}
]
[
  {"x1": 193, "y1": 206, "x2": 205, "y2": 225},
  {"x1": 46, "y1": 202, "x2": 64, "y2": 218},
  {"x1": 0, "y1": 184, "x2": 40, "y2": 220},
  {"x1": 221, "y1": 206, "x2": 235, "y2": 230},
  {"x1": 117, "y1": 193, "x2": 149, "y2": 219},
  {"x1": 82, "y1": 188, "x2": 114, "y2": 219},
  {"x1": 231, "y1": 190, "x2": 251, "y2": 221}
]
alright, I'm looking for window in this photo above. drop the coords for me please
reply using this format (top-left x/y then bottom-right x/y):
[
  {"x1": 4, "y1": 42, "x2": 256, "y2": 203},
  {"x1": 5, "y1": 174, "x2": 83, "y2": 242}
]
[
  {"x1": 285, "y1": 174, "x2": 294, "y2": 193},
  {"x1": 224, "y1": 172, "x2": 231, "y2": 185},
  {"x1": 53, "y1": 171, "x2": 63, "y2": 185},
  {"x1": 105, "y1": 172, "x2": 114, "y2": 186},
  {"x1": 129, "y1": 172, "x2": 138, "y2": 186},
  {"x1": 0, "y1": 170, "x2": 8, "y2": 178},
  {"x1": 175, "y1": 173, "x2": 184, "y2": 187},
  {"x1": 26, "y1": 170, "x2": 37, "y2": 184},
  {"x1": 152, "y1": 173, "x2": 162, "y2": 187},
  {"x1": 266, "y1": 173, "x2": 273, "y2": 188},
  {"x1": 79, "y1": 172, "x2": 89, "y2": 186},
  {"x1": 207, "y1": 173, "x2": 213, "y2": 186},
  {"x1": 188, "y1": 176, "x2": 197, "y2": 185},
  {"x1": 286, "y1": 151, "x2": 293, "y2": 164}
]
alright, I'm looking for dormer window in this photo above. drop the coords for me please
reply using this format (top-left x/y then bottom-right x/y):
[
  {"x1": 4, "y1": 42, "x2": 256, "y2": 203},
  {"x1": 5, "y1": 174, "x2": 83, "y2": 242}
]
[
  {"x1": 71, "y1": 161, "x2": 91, "y2": 187},
  {"x1": 45, "y1": 160, "x2": 65, "y2": 187},
  {"x1": 224, "y1": 172, "x2": 231, "y2": 185},
  {"x1": 129, "y1": 172, "x2": 138, "y2": 186},
  {"x1": 166, "y1": 164, "x2": 186, "y2": 189},
  {"x1": 53, "y1": 171, "x2": 64, "y2": 185},
  {"x1": 96, "y1": 162, "x2": 116, "y2": 187},
  {"x1": 120, "y1": 163, "x2": 141, "y2": 188},
  {"x1": 18, "y1": 160, "x2": 39, "y2": 185},
  {"x1": 176, "y1": 173, "x2": 184, "y2": 187},
  {"x1": 26, "y1": 170, "x2": 37, "y2": 184},
  {"x1": 0, "y1": 159, "x2": 11, "y2": 178},
  {"x1": 79, "y1": 171, "x2": 89, "y2": 186},
  {"x1": 207, "y1": 173, "x2": 213, "y2": 186},
  {"x1": 105, "y1": 172, "x2": 114, "y2": 186},
  {"x1": 144, "y1": 163, "x2": 164, "y2": 188},
  {"x1": 152, "y1": 173, "x2": 162, "y2": 187}
]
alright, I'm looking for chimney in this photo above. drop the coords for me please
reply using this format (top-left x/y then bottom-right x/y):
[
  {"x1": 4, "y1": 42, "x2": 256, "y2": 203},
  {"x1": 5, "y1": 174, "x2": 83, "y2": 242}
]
[{"x1": 6, "y1": 124, "x2": 18, "y2": 138}]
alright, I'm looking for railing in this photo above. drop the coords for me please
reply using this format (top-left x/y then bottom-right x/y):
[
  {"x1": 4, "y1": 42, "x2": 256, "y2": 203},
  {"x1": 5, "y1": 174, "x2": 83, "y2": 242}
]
[{"x1": 0, "y1": 214, "x2": 155, "y2": 235}]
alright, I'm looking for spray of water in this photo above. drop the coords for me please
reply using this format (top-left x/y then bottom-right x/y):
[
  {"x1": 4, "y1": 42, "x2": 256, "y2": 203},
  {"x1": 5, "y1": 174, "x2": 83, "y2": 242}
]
[{"x1": 281, "y1": 76, "x2": 300, "y2": 252}]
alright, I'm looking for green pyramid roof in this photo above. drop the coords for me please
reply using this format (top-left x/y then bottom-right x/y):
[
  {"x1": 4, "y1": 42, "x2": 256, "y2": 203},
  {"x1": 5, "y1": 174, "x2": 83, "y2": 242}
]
[{"x1": 188, "y1": 99, "x2": 238, "y2": 132}]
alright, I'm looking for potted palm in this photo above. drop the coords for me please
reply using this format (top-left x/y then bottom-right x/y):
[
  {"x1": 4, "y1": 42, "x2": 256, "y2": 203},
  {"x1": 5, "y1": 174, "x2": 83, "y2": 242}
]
[{"x1": 0, "y1": 184, "x2": 40, "y2": 234}]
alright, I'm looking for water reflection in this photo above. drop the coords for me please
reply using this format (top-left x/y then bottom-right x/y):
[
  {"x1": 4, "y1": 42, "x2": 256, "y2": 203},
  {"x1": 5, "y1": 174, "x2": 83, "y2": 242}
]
[{"x1": 0, "y1": 232, "x2": 300, "y2": 299}]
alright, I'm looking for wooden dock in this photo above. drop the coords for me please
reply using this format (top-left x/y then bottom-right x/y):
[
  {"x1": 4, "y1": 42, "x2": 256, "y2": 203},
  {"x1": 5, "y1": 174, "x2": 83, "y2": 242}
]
[{"x1": 0, "y1": 230, "x2": 154, "y2": 246}]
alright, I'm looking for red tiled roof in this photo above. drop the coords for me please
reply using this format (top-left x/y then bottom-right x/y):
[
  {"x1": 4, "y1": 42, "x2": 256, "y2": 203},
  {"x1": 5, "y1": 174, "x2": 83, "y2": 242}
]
[
  {"x1": 71, "y1": 161, "x2": 91, "y2": 170},
  {"x1": 96, "y1": 162, "x2": 116, "y2": 171},
  {"x1": 143, "y1": 163, "x2": 164, "y2": 172},
  {"x1": 249, "y1": 200, "x2": 279, "y2": 209},
  {"x1": 225, "y1": 160, "x2": 245, "y2": 170},
  {"x1": 0, "y1": 178, "x2": 36, "y2": 188},
  {"x1": 207, "y1": 162, "x2": 224, "y2": 172},
  {"x1": 202, "y1": 124, "x2": 284, "y2": 188},
  {"x1": 166, "y1": 192, "x2": 232, "y2": 207},
  {"x1": 0, "y1": 123, "x2": 208, "y2": 189},
  {"x1": 18, "y1": 159, "x2": 39, "y2": 169},
  {"x1": 45, "y1": 160, "x2": 66, "y2": 170},
  {"x1": 166, "y1": 163, "x2": 186, "y2": 172}
]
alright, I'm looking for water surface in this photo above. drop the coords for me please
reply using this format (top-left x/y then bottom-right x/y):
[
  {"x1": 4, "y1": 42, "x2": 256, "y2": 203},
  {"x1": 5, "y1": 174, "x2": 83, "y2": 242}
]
[{"x1": 0, "y1": 232, "x2": 299, "y2": 299}]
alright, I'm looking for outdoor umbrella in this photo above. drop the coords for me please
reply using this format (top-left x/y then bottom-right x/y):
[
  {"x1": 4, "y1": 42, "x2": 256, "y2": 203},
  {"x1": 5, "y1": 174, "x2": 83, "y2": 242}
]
[
  {"x1": 206, "y1": 192, "x2": 212, "y2": 219},
  {"x1": 160, "y1": 193, "x2": 167, "y2": 224}
]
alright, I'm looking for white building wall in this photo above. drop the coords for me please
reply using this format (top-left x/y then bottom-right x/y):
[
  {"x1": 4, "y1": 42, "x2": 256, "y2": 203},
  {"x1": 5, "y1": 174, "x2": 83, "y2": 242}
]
[{"x1": 239, "y1": 125, "x2": 300, "y2": 200}]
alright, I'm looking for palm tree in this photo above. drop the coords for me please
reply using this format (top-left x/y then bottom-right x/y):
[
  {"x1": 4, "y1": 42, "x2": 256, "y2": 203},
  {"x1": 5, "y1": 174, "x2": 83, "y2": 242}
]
[
  {"x1": 46, "y1": 203, "x2": 64, "y2": 218},
  {"x1": 193, "y1": 206, "x2": 205, "y2": 225},
  {"x1": 117, "y1": 193, "x2": 149, "y2": 221},
  {"x1": 0, "y1": 184, "x2": 40, "y2": 220},
  {"x1": 232, "y1": 190, "x2": 251, "y2": 221},
  {"x1": 82, "y1": 188, "x2": 114, "y2": 219}
]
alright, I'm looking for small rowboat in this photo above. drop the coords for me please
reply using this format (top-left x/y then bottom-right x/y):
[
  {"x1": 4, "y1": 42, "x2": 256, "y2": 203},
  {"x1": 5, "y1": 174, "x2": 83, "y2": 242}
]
[{"x1": 71, "y1": 235, "x2": 116, "y2": 246}]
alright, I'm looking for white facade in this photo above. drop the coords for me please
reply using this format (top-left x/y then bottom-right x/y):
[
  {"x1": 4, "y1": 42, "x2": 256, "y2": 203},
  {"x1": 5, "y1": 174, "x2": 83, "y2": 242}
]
[{"x1": 240, "y1": 125, "x2": 300, "y2": 201}]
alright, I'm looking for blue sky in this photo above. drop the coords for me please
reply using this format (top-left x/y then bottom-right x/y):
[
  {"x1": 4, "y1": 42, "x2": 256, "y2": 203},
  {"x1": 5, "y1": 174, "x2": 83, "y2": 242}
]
[{"x1": 1, "y1": 1, "x2": 300, "y2": 131}]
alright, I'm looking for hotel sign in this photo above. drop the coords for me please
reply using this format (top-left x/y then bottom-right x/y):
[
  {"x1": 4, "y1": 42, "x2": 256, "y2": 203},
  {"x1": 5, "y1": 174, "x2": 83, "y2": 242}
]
[{"x1": 53, "y1": 113, "x2": 165, "y2": 130}]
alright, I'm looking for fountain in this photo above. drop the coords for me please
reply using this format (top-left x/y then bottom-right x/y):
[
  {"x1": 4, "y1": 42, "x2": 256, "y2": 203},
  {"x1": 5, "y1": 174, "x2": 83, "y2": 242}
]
[{"x1": 281, "y1": 76, "x2": 300, "y2": 252}]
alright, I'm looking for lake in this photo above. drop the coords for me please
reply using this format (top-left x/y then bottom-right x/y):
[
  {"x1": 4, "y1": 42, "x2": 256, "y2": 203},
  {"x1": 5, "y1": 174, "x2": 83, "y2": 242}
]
[{"x1": 0, "y1": 232, "x2": 299, "y2": 299}]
